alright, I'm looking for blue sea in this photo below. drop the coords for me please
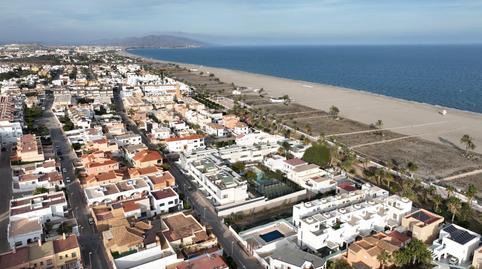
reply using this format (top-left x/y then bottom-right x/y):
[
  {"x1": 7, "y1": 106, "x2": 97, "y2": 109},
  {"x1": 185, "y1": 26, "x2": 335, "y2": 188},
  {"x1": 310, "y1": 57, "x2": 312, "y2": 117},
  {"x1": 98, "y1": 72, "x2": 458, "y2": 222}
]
[{"x1": 128, "y1": 45, "x2": 482, "y2": 113}]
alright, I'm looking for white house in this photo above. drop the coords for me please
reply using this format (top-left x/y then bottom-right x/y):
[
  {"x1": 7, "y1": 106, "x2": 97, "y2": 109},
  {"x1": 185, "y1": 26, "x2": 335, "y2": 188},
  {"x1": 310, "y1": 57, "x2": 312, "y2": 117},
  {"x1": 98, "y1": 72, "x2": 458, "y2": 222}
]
[
  {"x1": 205, "y1": 123, "x2": 228, "y2": 137},
  {"x1": 83, "y1": 177, "x2": 152, "y2": 206},
  {"x1": 269, "y1": 245, "x2": 325, "y2": 269},
  {"x1": 218, "y1": 144, "x2": 279, "y2": 163},
  {"x1": 10, "y1": 192, "x2": 68, "y2": 223},
  {"x1": 431, "y1": 224, "x2": 481, "y2": 265},
  {"x1": 164, "y1": 134, "x2": 205, "y2": 153},
  {"x1": 149, "y1": 187, "x2": 182, "y2": 215},
  {"x1": 263, "y1": 155, "x2": 287, "y2": 172},
  {"x1": 0, "y1": 121, "x2": 22, "y2": 144},
  {"x1": 235, "y1": 131, "x2": 284, "y2": 147},
  {"x1": 7, "y1": 218, "x2": 43, "y2": 248},
  {"x1": 114, "y1": 132, "x2": 142, "y2": 147}
]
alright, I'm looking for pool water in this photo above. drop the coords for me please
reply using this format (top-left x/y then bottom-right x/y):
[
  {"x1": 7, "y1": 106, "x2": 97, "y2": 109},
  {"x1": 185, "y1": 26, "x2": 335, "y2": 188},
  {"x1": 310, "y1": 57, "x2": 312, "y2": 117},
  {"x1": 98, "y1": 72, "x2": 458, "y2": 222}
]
[{"x1": 259, "y1": 230, "x2": 285, "y2": 242}]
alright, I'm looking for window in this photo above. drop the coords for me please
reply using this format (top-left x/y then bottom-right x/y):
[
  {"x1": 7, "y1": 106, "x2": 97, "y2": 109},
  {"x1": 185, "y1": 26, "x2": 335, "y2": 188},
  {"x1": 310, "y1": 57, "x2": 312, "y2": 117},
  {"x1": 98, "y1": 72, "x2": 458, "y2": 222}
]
[
  {"x1": 168, "y1": 201, "x2": 173, "y2": 205},
  {"x1": 72, "y1": 252, "x2": 77, "y2": 258}
]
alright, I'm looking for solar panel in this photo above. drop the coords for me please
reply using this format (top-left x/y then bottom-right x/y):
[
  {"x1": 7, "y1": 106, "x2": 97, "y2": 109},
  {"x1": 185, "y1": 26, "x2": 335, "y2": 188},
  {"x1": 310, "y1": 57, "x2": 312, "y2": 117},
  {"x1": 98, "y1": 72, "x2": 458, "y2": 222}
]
[
  {"x1": 444, "y1": 225, "x2": 477, "y2": 245},
  {"x1": 412, "y1": 211, "x2": 431, "y2": 223}
]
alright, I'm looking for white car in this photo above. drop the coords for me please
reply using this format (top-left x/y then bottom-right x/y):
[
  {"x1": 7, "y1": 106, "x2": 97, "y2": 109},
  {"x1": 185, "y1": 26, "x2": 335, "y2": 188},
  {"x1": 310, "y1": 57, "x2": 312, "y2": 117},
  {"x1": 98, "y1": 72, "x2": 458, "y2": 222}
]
[
  {"x1": 449, "y1": 257, "x2": 458, "y2": 265},
  {"x1": 65, "y1": 176, "x2": 70, "y2": 183},
  {"x1": 62, "y1": 168, "x2": 67, "y2": 173}
]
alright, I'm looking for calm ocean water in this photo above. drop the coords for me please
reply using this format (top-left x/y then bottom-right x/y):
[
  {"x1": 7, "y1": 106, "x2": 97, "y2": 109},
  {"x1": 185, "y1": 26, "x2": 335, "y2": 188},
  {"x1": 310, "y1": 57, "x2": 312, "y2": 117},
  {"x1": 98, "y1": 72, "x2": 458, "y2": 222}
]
[{"x1": 129, "y1": 45, "x2": 482, "y2": 113}]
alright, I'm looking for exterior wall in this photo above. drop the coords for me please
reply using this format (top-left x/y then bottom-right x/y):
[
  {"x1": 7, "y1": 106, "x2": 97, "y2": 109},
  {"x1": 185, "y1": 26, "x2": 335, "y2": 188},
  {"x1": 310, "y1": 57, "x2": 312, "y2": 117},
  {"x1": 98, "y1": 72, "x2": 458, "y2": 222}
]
[
  {"x1": 8, "y1": 228, "x2": 42, "y2": 248},
  {"x1": 150, "y1": 195, "x2": 181, "y2": 215},
  {"x1": 401, "y1": 215, "x2": 443, "y2": 243},
  {"x1": 54, "y1": 248, "x2": 82, "y2": 268}
]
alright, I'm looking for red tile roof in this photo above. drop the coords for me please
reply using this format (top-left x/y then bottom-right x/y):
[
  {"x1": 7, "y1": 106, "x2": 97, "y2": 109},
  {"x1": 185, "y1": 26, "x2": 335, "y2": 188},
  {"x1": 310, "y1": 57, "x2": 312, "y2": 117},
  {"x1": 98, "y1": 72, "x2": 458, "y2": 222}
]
[
  {"x1": 284, "y1": 158, "x2": 306, "y2": 166},
  {"x1": 152, "y1": 188, "x2": 177, "y2": 200},
  {"x1": 0, "y1": 246, "x2": 29, "y2": 268},
  {"x1": 164, "y1": 134, "x2": 205, "y2": 142},
  {"x1": 175, "y1": 254, "x2": 228, "y2": 269},
  {"x1": 53, "y1": 235, "x2": 79, "y2": 253}
]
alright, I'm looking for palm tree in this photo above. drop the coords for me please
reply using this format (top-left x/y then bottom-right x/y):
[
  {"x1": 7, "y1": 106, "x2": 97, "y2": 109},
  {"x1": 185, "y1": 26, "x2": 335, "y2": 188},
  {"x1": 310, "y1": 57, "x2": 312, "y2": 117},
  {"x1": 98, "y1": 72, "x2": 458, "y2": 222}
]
[
  {"x1": 427, "y1": 185, "x2": 437, "y2": 197},
  {"x1": 446, "y1": 185, "x2": 455, "y2": 198},
  {"x1": 447, "y1": 196, "x2": 462, "y2": 222},
  {"x1": 384, "y1": 170, "x2": 394, "y2": 190},
  {"x1": 406, "y1": 161, "x2": 418, "y2": 177},
  {"x1": 377, "y1": 250, "x2": 391, "y2": 269},
  {"x1": 375, "y1": 119, "x2": 384, "y2": 136},
  {"x1": 329, "y1": 147, "x2": 341, "y2": 167},
  {"x1": 465, "y1": 184, "x2": 477, "y2": 206},
  {"x1": 374, "y1": 168, "x2": 384, "y2": 186},
  {"x1": 432, "y1": 194, "x2": 442, "y2": 213},
  {"x1": 460, "y1": 134, "x2": 476, "y2": 155},
  {"x1": 329, "y1": 105, "x2": 340, "y2": 119}
]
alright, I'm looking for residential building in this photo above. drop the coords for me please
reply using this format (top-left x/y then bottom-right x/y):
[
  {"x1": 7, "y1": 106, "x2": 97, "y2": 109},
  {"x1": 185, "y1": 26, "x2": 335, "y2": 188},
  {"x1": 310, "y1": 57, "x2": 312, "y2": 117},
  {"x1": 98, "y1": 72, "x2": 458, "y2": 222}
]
[
  {"x1": 150, "y1": 187, "x2": 182, "y2": 215},
  {"x1": 8, "y1": 218, "x2": 43, "y2": 248},
  {"x1": 164, "y1": 134, "x2": 206, "y2": 153},
  {"x1": 0, "y1": 235, "x2": 82, "y2": 269},
  {"x1": 10, "y1": 192, "x2": 67, "y2": 223},
  {"x1": 269, "y1": 244, "x2": 325, "y2": 269},
  {"x1": 181, "y1": 151, "x2": 248, "y2": 206},
  {"x1": 401, "y1": 209, "x2": 444, "y2": 243},
  {"x1": 129, "y1": 149, "x2": 163, "y2": 168},
  {"x1": 473, "y1": 246, "x2": 482, "y2": 269},
  {"x1": 431, "y1": 224, "x2": 481, "y2": 265},
  {"x1": 83, "y1": 177, "x2": 151, "y2": 206},
  {"x1": 205, "y1": 123, "x2": 228, "y2": 137},
  {"x1": 173, "y1": 253, "x2": 228, "y2": 269},
  {"x1": 114, "y1": 132, "x2": 142, "y2": 147},
  {"x1": 0, "y1": 120, "x2": 22, "y2": 144},
  {"x1": 218, "y1": 143, "x2": 279, "y2": 163},
  {"x1": 161, "y1": 212, "x2": 218, "y2": 258},
  {"x1": 12, "y1": 134, "x2": 44, "y2": 163},
  {"x1": 297, "y1": 195, "x2": 412, "y2": 251}
]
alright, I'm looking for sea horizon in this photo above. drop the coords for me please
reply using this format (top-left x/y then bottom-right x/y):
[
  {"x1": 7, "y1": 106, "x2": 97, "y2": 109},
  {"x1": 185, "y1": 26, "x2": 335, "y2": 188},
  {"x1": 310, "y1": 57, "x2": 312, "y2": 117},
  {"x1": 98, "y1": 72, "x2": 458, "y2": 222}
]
[{"x1": 128, "y1": 45, "x2": 482, "y2": 114}]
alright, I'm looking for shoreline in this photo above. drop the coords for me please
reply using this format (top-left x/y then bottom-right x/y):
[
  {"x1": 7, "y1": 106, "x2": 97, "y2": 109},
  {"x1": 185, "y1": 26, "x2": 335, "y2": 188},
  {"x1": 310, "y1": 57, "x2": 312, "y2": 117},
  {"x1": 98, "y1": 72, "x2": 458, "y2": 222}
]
[{"x1": 121, "y1": 49, "x2": 482, "y2": 153}]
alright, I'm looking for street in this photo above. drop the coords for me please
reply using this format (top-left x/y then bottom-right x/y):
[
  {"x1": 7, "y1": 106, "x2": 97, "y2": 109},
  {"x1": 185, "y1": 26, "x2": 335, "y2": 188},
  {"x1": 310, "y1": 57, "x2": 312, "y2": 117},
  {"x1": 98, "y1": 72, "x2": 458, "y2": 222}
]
[{"x1": 42, "y1": 92, "x2": 112, "y2": 269}]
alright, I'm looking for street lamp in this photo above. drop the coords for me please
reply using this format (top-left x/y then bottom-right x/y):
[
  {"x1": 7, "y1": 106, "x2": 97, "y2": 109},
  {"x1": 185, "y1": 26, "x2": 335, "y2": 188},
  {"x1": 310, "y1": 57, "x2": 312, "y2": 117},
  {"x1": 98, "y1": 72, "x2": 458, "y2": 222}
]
[{"x1": 88, "y1": 251, "x2": 92, "y2": 268}]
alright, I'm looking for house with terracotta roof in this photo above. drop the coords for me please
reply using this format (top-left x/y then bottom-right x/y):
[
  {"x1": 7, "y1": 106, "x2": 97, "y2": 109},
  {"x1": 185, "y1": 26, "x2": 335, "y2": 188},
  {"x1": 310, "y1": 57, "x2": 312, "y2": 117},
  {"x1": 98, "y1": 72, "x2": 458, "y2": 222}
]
[
  {"x1": 83, "y1": 177, "x2": 151, "y2": 206},
  {"x1": 173, "y1": 253, "x2": 229, "y2": 269},
  {"x1": 161, "y1": 212, "x2": 218, "y2": 258},
  {"x1": 84, "y1": 137, "x2": 119, "y2": 155},
  {"x1": 401, "y1": 208, "x2": 444, "y2": 243},
  {"x1": 80, "y1": 151, "x2": 119, "y2": 177},
  {"x1": 128, "y1": 149, "x2": 163, "y2": 168},
  {"x1": 221, "y1": 114, "x2": 240, "y2": 129},
  {"x1": 9, "y1": 191, "x2": 67, "y2": 223},
  {"x1": 127, "y1": 165, "x2": 162, "y2": 178},
  {"x1": 11, "y1": 134, "x2": 45, "y2": 163},
  {"x1": 12, "y1": 159, "x2": 64, "y2": 192},
  {"x1": 347, "y1": 232, "x2": 409, "y2": 269},
  {"x1": 205, "y1": 122, "x2": 228, "y2": 137},
  {"x1": 0, "y1": 235, "x2": 81, "y2": 269},
  {"x1": 148, "y1": 171, "x2": 176, "y2": 190},
  {"x1": 81, "y1": 170, "x2": 123, "y2": 187}
]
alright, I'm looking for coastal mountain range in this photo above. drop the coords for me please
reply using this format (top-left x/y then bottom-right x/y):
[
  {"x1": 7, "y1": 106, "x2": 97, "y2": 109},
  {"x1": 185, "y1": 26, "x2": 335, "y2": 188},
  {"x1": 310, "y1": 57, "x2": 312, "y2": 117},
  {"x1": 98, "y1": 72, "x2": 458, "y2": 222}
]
[{"x1": 94, "y1": 34, "x2": 207, "y2": 48}]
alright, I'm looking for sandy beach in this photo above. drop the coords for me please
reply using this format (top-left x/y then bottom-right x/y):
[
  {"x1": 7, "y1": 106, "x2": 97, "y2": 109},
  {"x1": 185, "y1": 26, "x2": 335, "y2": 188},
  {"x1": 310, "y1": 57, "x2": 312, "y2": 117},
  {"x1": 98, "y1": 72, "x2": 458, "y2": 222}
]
[{"x1": 123, "y1": 50, "x2": 482, "y2": 154}]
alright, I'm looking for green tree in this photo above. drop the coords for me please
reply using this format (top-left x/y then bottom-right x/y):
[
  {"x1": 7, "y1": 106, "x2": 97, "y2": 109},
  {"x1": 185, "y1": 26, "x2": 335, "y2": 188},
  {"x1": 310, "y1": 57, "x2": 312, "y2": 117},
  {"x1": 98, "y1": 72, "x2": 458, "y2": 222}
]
[
  {"x1": 446, "y1": 185, "x2": 455, "y2": 198},
  {"x1": 327, "y1": 258, "x2": 352, "y2": 269},
  {"x1": 244, "y1": 170, "x2": 257, "y2": 182},
  {"x1": 231, "y1": 162, "x2": 245, "y2": 173},
  {"x1": 394, "y1": 239, "x2": 432, "y2": 267},
  {"x1": 432, "y1": 194, "x2": 443, "y2": 213},
  {"x1": 406, "y1": 161, "x2": 418, "y2": 177},
  {"x1": 33, "y1": 187, "x2": 49, "y2": 195},
  {"x1": 329, "y1": 105, "x2": 340, "y2": 119},
  {"x1": 447, "y1": 196, "x2": 462, "y2": 222},
  {"x1": 377, "y1": 250, "x2": 392, "y2": 269},
  {"x1": 302, "y1": 143, "x2": 331, "y2": 167},
  {"x1": 460, "y1": 134, "x2": 476, "y2": 155},
  {"x1": 465, "y1": 184, "x2": 477, "y2": 206}
]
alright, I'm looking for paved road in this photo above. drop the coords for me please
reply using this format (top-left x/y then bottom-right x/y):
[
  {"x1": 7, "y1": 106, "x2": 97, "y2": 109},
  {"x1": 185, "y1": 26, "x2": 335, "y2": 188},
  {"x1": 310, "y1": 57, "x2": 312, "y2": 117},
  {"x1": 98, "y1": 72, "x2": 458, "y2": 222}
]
[
  {"x1": 43, "y1": 92, "x2": 112, "y2": 269},
  {"x1": 0, "y1": 146, "x2": 13, "y2": 252},
  {"x1": 113, "y1": 87, "x2": 262, "y2": 269}
]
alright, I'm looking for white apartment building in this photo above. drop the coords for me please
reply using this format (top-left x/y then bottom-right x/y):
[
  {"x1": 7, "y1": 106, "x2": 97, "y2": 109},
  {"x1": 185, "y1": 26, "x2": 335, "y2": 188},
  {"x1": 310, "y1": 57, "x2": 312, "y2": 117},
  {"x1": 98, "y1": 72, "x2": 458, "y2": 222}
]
[
  {"x1": 235, "y1": 131, "x2": 284, "y2": 147},
  {"x1": 164, "y1": 134, "x2": 205, "y2": 153},
  {"x1": 114, "y1": 132, "x2": 142, "y2": 147},
  {"x1": 150, "y1": 187, "x2": 182, "y2": 215},
  {"x1": 180, "y1": 151, "x2": 249, "y2": 206},
  {"x1": 151, "y1": 126, "x2": 171, "y2": 140},
  {"x1": 292, "y1": 184, "x2": 389, "y2": 226},
  {"x1": 0, "y1": 120, "x2": 22, "y2": 144},
  {"x1": 297, "y1": 195, "x2": 412, "y2": 251},
  {"x1": 218, "y1": 144, "x2": 279, "y2": 163},
  {"x1": 263, "y1": 155, "x2": 287, "y2": 172},
  {"x1": 10, "y1": 192, "x2": 68, "y2": 223},
  {"x1": 431, "y1": 224, "x2": 481, "y2": 265}
]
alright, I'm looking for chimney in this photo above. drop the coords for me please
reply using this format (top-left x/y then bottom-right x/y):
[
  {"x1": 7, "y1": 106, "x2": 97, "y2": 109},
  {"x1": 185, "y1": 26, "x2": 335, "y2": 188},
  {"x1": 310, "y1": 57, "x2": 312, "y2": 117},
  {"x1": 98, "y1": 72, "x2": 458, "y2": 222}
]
[
  {"x1": 62, "y1": 233, "x2": 66, "y2": 240},
  {"x1": 38, "y1": 238, "x2": 42, "y2": 246}
]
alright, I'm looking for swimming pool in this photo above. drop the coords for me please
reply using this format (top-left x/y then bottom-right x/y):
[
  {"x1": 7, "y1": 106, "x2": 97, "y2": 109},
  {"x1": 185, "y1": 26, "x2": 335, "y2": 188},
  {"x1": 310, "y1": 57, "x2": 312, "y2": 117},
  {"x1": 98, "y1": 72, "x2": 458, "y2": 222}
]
[{"x1": 259, "y1": 230, "x2": 285, "y2": 243}]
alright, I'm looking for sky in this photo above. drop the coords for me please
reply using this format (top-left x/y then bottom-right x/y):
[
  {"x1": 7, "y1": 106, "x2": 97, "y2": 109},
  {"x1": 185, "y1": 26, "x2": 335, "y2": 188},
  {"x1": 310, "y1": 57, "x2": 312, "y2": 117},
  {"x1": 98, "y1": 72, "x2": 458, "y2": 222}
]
[{"x1": 1, "y1": 0, "x2": 482, "y2": 45}]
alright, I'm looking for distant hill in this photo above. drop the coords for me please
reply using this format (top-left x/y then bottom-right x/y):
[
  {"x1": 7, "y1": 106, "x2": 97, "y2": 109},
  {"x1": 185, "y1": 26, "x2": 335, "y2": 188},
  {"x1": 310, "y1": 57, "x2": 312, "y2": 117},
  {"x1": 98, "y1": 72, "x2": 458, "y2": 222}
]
[{"x1": 95, "y1": 35, "x2": 207, "y2": 48}]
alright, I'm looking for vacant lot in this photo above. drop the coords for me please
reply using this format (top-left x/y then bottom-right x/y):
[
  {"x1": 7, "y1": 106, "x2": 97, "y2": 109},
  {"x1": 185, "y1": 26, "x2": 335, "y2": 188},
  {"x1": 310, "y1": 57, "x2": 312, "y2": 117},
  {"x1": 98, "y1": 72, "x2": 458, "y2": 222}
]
[
  {"x1": 356, "y1": 137, "x2": 482, "y2": 179},
  {"x1": 445, "y1": 175, "x2": 482, "y2": 201}
]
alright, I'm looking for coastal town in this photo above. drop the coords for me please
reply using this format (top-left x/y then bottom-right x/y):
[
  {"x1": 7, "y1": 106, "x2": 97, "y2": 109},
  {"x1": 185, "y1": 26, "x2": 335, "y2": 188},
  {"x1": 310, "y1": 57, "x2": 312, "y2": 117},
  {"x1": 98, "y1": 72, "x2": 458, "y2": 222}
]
[{"x1": 0, "y1": 44, "x2": 481, "y2": 269}]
